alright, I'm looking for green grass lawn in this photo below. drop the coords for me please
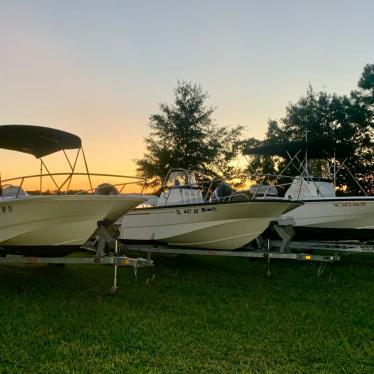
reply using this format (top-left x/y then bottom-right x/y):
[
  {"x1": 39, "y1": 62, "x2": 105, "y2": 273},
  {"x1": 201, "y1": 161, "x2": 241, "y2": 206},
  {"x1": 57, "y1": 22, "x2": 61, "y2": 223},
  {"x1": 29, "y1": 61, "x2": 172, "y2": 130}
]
[{"x1": 0, "y1": 253, "x2": 373, "y2": 373}]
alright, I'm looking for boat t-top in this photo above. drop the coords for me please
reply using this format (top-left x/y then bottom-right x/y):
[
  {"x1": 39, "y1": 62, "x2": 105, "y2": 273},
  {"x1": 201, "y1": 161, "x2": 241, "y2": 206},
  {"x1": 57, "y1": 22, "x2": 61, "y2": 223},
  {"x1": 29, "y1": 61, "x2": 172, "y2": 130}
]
[
  {"x1": 0, "y1": 124, "x2": 145, "y2": 256},
  {"x1": 243, "y1": 139, "x2": 374, "y2": 242}
]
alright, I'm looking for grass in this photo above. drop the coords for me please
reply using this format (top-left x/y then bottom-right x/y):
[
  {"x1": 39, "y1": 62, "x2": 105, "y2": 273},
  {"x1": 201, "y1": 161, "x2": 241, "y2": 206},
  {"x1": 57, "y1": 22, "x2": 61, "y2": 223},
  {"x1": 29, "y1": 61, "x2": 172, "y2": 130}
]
[{"x1": 0, "y1": 253, "x2": 373, "y2": 373}]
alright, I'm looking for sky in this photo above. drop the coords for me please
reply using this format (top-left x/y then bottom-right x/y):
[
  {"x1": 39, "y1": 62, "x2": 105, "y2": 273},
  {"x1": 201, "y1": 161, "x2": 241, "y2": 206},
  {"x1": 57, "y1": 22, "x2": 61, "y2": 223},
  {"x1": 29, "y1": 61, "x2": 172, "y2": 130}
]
[{"x1": 0, "y1": 0, "x2": 373, "y2": 182}]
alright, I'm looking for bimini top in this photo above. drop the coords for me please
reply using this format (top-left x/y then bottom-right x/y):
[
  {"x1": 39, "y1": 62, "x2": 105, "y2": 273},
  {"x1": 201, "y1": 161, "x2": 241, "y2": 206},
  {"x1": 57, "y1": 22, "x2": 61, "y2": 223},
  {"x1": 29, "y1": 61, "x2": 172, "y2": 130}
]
[
  {"x1": 243, "y1": 139, "x2": 351, "y2": 160},
  {"x1": 0, "y1": 125, "x2": 82, "y2": 158}
]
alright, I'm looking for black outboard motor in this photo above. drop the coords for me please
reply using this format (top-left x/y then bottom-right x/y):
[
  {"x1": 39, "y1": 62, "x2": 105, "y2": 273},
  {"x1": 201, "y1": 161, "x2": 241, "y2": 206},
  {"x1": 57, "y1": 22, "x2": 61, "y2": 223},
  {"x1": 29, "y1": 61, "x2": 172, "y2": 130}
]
[
  {"x1": 210, "y1": 182, "x2": 235, "y2": 202},
  {"x1": 95, "y1": 183, "x2": 119, "y2": 195}
]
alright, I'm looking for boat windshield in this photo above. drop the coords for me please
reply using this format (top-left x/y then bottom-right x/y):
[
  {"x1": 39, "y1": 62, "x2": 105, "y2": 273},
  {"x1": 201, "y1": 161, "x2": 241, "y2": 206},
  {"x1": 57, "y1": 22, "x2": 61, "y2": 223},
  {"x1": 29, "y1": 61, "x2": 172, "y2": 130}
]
[{"x1": 165, "y1": 169, "x2": 198, "y2": 188}]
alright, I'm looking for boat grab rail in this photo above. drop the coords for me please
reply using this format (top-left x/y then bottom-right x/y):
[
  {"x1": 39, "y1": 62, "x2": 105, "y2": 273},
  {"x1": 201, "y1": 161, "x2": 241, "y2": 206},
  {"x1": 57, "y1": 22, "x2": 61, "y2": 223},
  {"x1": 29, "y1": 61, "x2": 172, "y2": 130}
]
[{"x1": 0, "y1": 172, "x2": 147, "y2": 198}]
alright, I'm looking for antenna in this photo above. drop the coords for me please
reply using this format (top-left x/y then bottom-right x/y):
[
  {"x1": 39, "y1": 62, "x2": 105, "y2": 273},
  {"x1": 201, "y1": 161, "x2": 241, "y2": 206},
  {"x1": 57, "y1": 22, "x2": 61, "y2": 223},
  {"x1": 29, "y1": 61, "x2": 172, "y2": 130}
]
[
  {"x1": 333, "y1": 145, "x2": 336, "y2": 190},
  {"x1": 305, "y1": 130, "x2": 309, "y2": 175}
]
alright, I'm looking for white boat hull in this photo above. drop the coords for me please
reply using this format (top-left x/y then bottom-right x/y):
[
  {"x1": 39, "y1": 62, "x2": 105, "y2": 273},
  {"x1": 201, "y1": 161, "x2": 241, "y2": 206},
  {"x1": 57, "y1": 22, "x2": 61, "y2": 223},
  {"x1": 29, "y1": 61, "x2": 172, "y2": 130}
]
[
  {"x1": 277, "y1": 197, "x2": 374, "y2": 240},
  {"x1": 119, "y1": 200, "x2": 300, "y2": 250},
  {"x1": 0, "y1": 195, "x2": 144, "y2": 248}
]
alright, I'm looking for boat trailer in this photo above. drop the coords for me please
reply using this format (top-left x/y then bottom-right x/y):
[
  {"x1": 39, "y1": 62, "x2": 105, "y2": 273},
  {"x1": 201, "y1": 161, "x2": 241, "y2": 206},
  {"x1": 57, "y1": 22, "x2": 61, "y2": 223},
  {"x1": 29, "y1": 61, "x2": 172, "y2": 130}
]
[
  {"x1": 119, "y1": 222, "x2": 374, "y2": 270},
  {"x1": 264, "y1": 224, "x2": 374, "y2": 254},
  {"x1": 0, "y1": 242, "x2": 154, "y2": 294},
  {"x1": 120, "y1": 243, "x2": 340, "y2": 263},
  {"x1": 269, "y1": 239, "x2": 374, "y2": 254},
  {"x1": 6, "y1": 224, "x2": 374, "y2": 294},
  {"x1": 0, "y1": 240, "x2": 339, "y2": 294}
]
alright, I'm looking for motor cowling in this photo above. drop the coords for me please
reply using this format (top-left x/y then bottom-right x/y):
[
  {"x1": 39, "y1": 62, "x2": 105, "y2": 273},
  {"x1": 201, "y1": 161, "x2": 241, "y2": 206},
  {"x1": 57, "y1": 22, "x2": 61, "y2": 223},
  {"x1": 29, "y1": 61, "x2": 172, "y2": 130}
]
[
  {"x1": 95, "y1": 183, "x2": 119, "y2": 195},
  {"x1": 210, "y1": 182, "x2": 235, "y2": 202}
]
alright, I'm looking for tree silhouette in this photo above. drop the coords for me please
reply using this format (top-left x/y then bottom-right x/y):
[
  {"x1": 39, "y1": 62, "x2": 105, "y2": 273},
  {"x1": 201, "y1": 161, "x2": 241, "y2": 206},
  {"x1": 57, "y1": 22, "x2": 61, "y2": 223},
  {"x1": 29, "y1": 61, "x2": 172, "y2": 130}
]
[
  {"x1": 244, "y1": 64, "x2": 374, "y2": 194},
  {"x1": 136, "y1": 81, "x2": 243, "y2": 187}
]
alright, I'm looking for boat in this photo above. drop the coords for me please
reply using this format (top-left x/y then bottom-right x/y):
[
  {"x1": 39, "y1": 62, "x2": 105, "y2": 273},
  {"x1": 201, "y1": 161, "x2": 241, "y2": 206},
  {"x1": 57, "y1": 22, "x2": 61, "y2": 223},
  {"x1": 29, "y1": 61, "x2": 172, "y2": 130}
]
[
  {"x1": 0, "y1": 124, "x2": 145, "y2": 256},
  {"x1": 244, "y1": 140, "x2": 374, "y2": 241},
  {"x1": 118, "y1": 169, "x2": 301, "y2": 250}
]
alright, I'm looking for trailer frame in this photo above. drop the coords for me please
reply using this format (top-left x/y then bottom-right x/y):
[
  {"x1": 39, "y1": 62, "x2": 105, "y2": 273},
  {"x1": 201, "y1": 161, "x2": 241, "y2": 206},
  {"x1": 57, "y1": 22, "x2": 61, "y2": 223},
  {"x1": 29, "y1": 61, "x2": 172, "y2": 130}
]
[
  {"x1": 263, "y1": 223, "x2": 374, "y2": 255},
  {"x1": 269, "y1": 239, "x2": 374, "y2": 254},
  {"x1": 120, "y1": 243, "x2": 340, "y2": 263},
  {"x1": 9, "y1": 235, "x2": 370, "y2": 294},
  {"x1": 0, "y1": 248, "x2": 154, "y2": 294}
]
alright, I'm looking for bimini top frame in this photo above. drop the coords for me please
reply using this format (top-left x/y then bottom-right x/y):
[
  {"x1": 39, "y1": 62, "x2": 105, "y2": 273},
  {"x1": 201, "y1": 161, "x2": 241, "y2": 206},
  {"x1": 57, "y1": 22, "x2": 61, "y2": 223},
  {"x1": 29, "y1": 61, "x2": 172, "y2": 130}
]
[
  {"x1": 0, "y1": 124, "x2": 146, "y2": 196},
  {"x1": 243, "y1": 138, "x2": 369, "y2": 198},
  {"x1": 242, "y1": 139, "x2": 351, "y2": 160}
]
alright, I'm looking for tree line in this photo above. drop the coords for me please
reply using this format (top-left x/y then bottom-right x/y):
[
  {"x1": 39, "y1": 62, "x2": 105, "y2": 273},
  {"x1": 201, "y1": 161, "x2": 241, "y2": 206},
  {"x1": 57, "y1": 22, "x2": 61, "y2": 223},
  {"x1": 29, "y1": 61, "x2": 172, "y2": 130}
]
[{"x1": 136, "y1": 64, "x2": 374, "y2": 194}]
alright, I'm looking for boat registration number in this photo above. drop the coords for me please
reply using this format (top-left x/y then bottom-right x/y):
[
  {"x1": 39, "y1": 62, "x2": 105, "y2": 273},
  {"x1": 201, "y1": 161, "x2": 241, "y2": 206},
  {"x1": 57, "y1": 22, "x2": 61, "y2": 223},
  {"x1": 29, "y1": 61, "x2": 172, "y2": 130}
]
[
  {"x1": 176, "y1": 207, "x2": 217, "y2": 215},
  {"x1": 1, "y1": 205, "x2": 13, "y2": 213},
  {"x1": 333, "y1": 202, "x2": 366, "y2": 208}
]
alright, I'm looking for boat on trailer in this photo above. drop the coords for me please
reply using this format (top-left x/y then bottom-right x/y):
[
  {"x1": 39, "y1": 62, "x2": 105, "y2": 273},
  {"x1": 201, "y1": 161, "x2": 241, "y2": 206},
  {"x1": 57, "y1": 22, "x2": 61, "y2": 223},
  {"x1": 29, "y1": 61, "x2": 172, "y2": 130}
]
[
  {"x1": 0, "y1": 124, "x2": 145, "y2": 256},
  {"x1": 118, "y1": 169, "x2": 301, "y2": 250},
  {"x1": 244, "y1": 139, "x2": 374, "y2": 242}
]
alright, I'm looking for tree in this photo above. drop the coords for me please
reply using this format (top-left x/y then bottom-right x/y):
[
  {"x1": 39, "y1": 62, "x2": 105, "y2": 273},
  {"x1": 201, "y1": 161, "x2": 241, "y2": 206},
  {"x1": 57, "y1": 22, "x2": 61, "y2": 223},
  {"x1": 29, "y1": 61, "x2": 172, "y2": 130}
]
[
  {"x1": 358, "y1": 64, "x2": 374, "y2": 94},
  {"x1": 136, "y1": 81, "x2": 244, "y2": 187},
  {"x1": 356, "y1": 64, "x2": 374, "y2": 125},
  {"x1": 244, "y1": 121, "x2": 286, "y2": 182},
  {"x1": 244, "y1": 65, "x2": 374, "y2": 194}
]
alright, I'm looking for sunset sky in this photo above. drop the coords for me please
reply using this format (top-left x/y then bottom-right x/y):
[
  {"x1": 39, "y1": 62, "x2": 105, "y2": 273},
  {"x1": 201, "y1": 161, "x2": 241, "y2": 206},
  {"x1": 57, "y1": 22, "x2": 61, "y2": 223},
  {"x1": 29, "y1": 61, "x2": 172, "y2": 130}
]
[{"x1": 1, "y1": 0, "x2": 373, "y2": 182}]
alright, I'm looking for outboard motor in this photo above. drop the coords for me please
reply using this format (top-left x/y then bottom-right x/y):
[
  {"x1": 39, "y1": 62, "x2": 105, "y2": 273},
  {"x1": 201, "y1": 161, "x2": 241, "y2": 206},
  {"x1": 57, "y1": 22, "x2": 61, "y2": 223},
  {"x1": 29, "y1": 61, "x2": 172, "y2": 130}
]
[
  {"x1": 210, "y1": 182, "x2": 235, "y2": 202},
  {"x1": 95, "y1": 183, "x2": 119, "y2": 195}
]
